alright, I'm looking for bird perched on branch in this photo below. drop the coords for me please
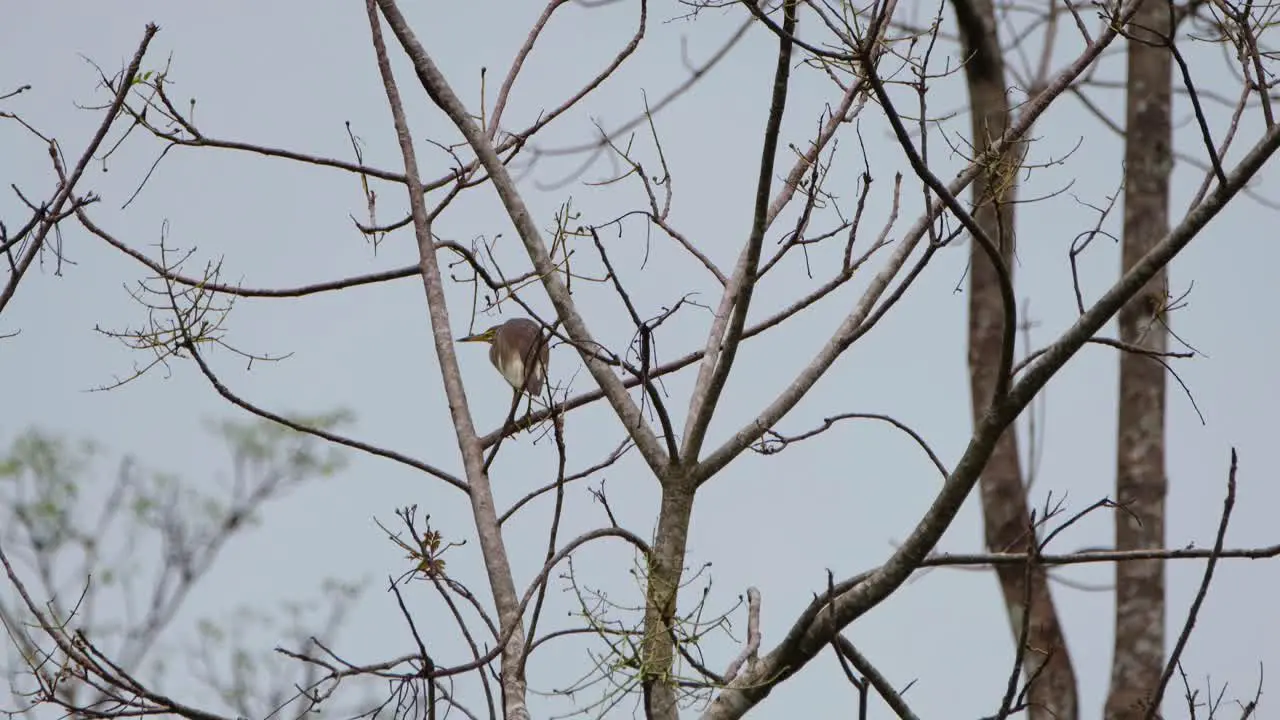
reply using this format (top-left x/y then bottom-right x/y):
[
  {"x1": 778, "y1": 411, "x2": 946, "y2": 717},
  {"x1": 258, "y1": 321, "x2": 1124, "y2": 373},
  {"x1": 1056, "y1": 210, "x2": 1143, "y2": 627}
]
[{"x1": 457, "y1": 318, "x2": 549, "y2": 396}]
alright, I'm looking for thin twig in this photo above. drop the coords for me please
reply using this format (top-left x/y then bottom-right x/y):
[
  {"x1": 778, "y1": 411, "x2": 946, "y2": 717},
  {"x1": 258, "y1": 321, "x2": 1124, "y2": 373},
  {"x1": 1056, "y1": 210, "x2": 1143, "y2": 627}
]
[{"x1": 1143, "y1": 449, "x2": 1239, "y2": 719}]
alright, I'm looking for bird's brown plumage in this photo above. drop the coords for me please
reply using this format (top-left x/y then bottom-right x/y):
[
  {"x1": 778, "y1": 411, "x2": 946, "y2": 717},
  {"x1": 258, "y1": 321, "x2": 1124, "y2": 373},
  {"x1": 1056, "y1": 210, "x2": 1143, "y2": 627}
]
[{"x1": 459, "y1": 318, "x2": 548, "y2": 395}]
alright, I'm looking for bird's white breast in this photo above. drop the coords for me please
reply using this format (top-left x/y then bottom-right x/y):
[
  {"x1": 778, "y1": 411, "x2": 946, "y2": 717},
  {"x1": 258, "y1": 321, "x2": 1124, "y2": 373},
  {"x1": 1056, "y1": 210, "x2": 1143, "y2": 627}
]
[{"x1": 496, "y1": 352, "x2": 526, "y2": 390}]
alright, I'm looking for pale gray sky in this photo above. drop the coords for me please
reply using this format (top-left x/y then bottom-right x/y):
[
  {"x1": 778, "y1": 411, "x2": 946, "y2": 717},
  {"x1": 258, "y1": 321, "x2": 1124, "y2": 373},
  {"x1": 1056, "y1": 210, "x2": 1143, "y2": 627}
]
[{"x1": 3, "y1": 1, "x2": 1277, "y2": 718}]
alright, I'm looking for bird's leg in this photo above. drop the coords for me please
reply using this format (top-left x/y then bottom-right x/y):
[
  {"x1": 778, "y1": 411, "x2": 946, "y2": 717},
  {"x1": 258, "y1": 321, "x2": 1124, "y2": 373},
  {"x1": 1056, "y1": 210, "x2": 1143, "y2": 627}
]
[{"x1": 521, "y1": 392, "x2": 535, "y2": 426}]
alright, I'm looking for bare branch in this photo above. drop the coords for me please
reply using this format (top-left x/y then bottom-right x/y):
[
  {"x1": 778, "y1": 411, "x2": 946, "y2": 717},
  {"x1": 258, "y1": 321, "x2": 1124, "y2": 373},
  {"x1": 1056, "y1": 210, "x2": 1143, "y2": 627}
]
[
  {"x1": 1144, "y1": 450, "x2": 1238, "y2": 719},
  {"x1": 720, "y1": 587, "x2": 760, "y2": 684},
  {"x1": 680, "y1": 0, "x2": 798, "y2": 463},
  {"x1": 0, "y1": 24, "x2": 159, "y2": 316},
  {"x1": 366, "y1": 4, "x2": 531, "y2": 718}
]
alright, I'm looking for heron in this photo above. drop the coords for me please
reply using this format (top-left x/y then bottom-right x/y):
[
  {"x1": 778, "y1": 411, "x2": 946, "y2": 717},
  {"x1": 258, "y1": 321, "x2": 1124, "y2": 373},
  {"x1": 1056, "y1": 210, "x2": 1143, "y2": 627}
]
[{"x1": 457, "y1": 318, "x2": 549, "y2": 396}]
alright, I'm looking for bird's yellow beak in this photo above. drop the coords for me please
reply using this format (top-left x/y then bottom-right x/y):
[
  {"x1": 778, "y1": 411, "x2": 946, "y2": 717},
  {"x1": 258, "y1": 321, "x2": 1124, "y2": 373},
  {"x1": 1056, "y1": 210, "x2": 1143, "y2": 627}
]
[{"x1": 457, "y1": 330, "x2": 491, "y2": 343}]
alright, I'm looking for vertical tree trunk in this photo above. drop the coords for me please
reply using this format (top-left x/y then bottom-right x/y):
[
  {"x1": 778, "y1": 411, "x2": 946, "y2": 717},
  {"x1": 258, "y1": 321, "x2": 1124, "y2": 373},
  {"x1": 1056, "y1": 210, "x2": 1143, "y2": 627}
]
[
  {"x1": 641, "y1": 483, "x2": 695, "y2": 720},
  {"x1": 953, "y1": 0, "x2": 1079, "y2": 716},
  {"x1": 1107, "y1": 2, "x2": 1172, "y2": 716}
]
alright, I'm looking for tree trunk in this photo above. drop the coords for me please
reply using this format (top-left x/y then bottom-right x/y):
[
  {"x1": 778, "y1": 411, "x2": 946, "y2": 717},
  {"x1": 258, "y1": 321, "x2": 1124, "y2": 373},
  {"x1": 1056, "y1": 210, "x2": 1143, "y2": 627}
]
[
  {"x1": 641, "y1": 482, "x2": 695, "y2": 720},
  {"x1": 954, "y1": 0, "x2": 1079, "y2": 716},
  {"x1": 1107, "y1": 1, "x2": 1172, "y2": 716}
]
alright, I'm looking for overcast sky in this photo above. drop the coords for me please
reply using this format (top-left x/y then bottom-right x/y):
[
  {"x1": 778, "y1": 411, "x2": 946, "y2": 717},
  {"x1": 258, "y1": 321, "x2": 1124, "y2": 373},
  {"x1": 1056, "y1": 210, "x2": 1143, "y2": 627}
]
[{"x1": 3, "y1": 1, "x2": 1278, "y2": 718}]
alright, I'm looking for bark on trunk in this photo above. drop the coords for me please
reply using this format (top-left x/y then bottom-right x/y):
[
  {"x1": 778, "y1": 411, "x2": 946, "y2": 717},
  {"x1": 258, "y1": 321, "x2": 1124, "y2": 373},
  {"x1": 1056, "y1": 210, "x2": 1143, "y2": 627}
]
[
  {"x1": 1107, "y1": 1, "x2": 1171, "y2": 716},
  {"x1": 954, "y1": 0, "x2": 1079, "y2": 716},
  {"x1": 641, "y1": 483, "x2": 695, "y2": 720}
]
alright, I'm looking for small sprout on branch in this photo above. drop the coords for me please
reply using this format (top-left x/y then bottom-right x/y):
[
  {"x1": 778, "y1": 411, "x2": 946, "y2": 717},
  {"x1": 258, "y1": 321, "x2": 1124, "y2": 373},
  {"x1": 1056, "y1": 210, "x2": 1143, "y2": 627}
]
[{"x1": 379, "y1": 506, "x2": 465, "y2": 581}]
